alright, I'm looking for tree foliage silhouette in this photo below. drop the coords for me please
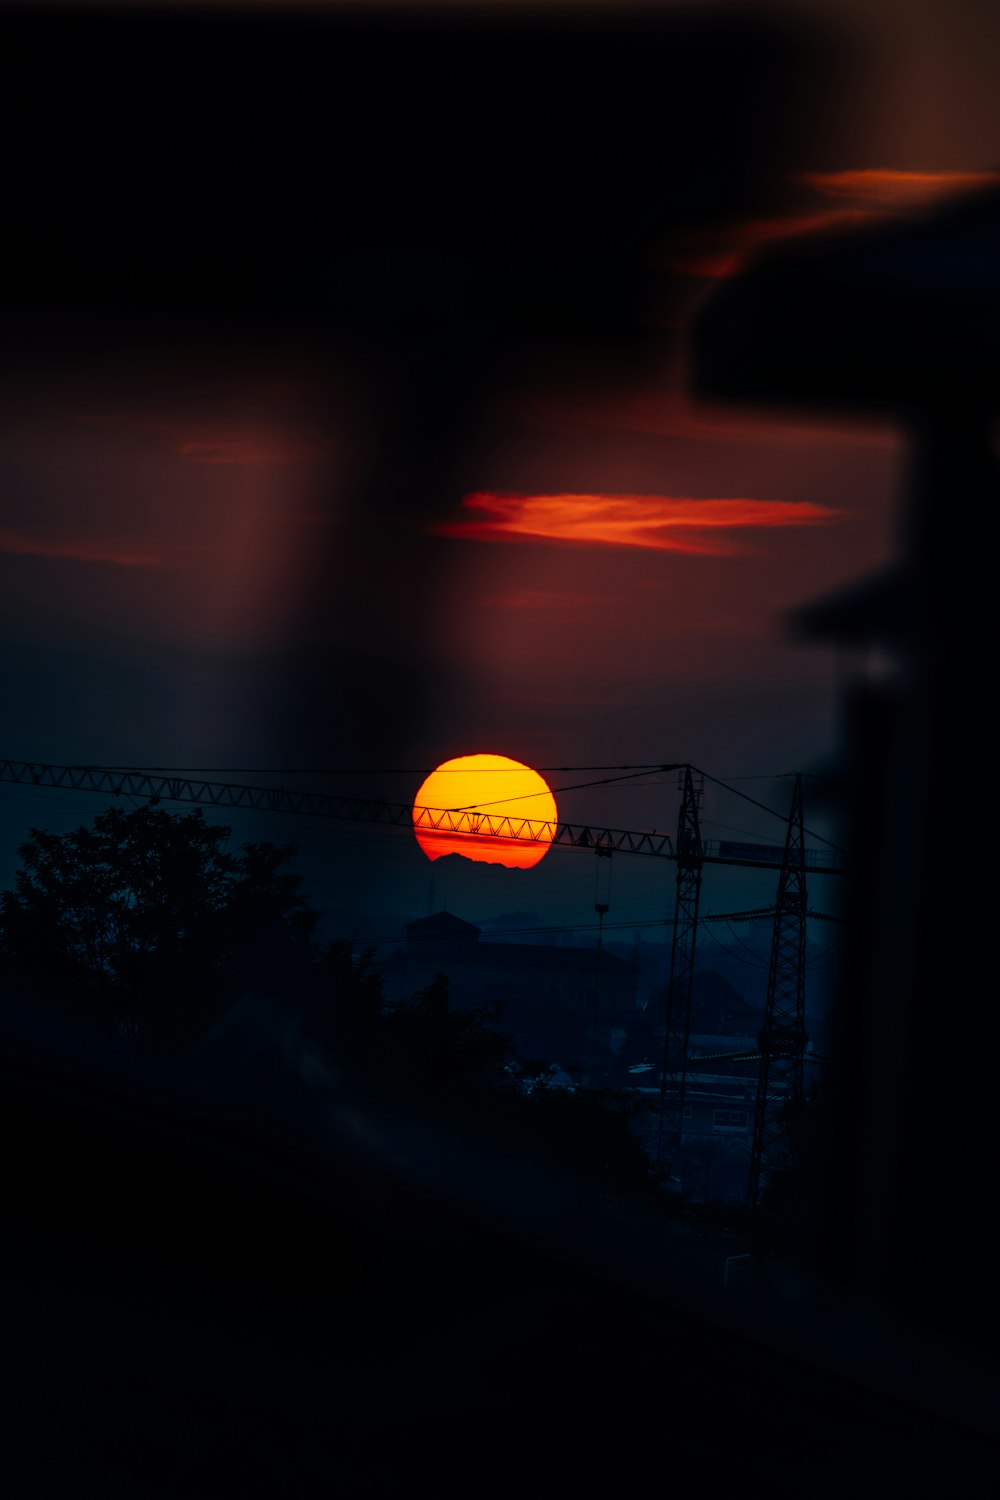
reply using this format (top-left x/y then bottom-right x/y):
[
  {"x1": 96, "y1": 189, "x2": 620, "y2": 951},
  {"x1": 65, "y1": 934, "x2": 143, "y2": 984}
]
[
  {"x1": 304, "y1": 941, "x2": 386, "y2": 1072},
  {"x1": 366, "y1": 971, "x2": 660, "y2": 1201},
  {"x1": 0, "y1": 805, "x2": 666, "y2": 1204},
  {"x1": 0, "y1": 805, "x2": 318, "y2": 1050},
  {"x1": 380, "y1": 972, "x2": 513, "y2": 1102}
]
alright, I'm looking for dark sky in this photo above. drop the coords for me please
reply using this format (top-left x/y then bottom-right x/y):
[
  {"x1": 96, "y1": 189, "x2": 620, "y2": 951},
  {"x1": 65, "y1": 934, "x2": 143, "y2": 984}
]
[{"x1": 2, "y1": 0, "x2": 998, "y2": 934}]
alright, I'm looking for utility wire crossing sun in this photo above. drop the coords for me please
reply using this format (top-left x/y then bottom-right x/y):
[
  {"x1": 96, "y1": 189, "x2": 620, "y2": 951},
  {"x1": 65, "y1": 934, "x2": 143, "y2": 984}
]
[{"x1": 411, "y1": 754, "x2": 558, "y2": 869}]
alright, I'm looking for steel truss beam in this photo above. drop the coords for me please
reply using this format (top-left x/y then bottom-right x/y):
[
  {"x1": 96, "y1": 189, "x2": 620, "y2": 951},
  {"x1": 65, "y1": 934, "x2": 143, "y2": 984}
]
[{"x1": 0, "y1": 760, "x2": 843, "y2": 873}]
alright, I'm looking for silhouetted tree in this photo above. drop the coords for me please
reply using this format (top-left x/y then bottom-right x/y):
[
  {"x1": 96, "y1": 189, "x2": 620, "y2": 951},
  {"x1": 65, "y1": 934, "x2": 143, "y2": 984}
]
[
  {"x1": 381, "y1": 972, "x2": 512, "y2": 1102},
  {"x1": 0, "y1": 805, "x2": 318, "y2": 1051},
  {"x1": 370, "y1": 971, "x2": 661, "y2": 1201},
  {"x1": 518, "y1": 1085, "x2": 656, "y2": 1197},
  {"x1": 304, "y1": 941, "x2": 385, "y2": 1073}
]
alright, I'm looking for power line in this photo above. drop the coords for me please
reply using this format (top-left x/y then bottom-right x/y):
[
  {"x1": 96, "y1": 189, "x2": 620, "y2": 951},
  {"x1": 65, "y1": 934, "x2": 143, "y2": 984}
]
[
  {"x1": 445, "y1": 766, "x2": 679, "y2": 813},
  {"x1": 703, "y1": 818, "x2": 793, "y2": 843},
  {"x1": 693, "y1": 765, "x2": 844, "y2": 852},
  {"x1": 24, "y1": 758, "x2": 840, "y2": 848},
  {"x1": 411, "y1": 917, "x2": 672, "y2": 942},
  {"x1": 715, "y1": 772, "x2": 830, "y2": 782},
  {"x1": 805, "y1": 942, "x2": 844, "y2": 971},
  {"x1": 79, "y1": 762, "x2": 672, "y2": 777},
  {"x1": 716, "y1": 918, "x2": 772, "y2": 969},
  {"x1": 0, "y1": 761, "x2": 845, "y2": 872},
  {"x1": 697, "y1": 918, "x2": 769, "y2": 970}
]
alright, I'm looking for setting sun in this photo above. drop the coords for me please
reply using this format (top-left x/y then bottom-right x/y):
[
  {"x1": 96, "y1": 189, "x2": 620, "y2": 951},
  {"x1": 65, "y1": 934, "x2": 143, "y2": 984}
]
[{"x1": 412, "y1": 754, "x2": 558, "y2": 869}]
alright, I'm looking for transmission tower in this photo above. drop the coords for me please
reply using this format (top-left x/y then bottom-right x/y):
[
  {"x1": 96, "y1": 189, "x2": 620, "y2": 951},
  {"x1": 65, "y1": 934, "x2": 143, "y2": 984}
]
[
  {"x1": 748, "y1": 773, "x2": 809, "y2": 1212},
  {"x1": 658, "y1": 764, "x2": 704, "y2": 1155}
]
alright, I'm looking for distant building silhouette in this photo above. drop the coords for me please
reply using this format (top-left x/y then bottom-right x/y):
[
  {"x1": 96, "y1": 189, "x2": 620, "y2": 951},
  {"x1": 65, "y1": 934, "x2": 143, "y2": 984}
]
[{"x1": 381, "y1": 911, "x2": 638, "y2": 1068}]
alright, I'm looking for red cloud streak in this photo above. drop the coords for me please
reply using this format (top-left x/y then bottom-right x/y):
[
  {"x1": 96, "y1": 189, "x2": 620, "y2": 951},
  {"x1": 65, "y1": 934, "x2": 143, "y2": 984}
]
[
  {"x1": 801, "y1": 169, "x2": 1000, "y2": 205},
  {"x1": 666, "y1": 169, "x2": 1000, "y2": 279},
  {"x1": 438, "y1": 493, "x2": 841, "y2": 554},
  {"x1": 0, "y1": 530, "x2": 163, "y2": 567},
  {"x1": 665, "y1": 208, "x2": 874, "y2": 279}
]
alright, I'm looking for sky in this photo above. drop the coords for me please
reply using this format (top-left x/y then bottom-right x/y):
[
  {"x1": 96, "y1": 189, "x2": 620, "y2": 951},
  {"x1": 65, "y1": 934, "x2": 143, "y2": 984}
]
[{"x1": 1, "y1": 0, "x2": 998, "y2": 944}]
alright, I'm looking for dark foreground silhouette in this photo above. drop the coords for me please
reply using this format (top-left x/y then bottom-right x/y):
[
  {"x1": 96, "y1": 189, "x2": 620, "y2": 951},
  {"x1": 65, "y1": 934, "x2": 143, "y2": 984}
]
[{"x1": 3, "y1": 997, "x2": 996, "y2": 1499}]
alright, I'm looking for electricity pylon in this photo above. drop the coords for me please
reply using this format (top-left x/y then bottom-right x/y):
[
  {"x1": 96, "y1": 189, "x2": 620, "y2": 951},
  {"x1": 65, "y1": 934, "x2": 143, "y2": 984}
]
[
  {"x1": 658, "y1": 765, "x2": 704, "y2": 1156},
  {"x1": 748, "y1": 773, "x2": 809, "y2": 1212}
]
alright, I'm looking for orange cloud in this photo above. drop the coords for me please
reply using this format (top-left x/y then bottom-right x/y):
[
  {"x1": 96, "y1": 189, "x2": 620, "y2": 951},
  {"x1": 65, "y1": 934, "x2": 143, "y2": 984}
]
[
  {"x1": 800, "y1": 168, "x2": 1000, "y2": 207},
  {"x1": 0, "y1": 530, "x2": 164, "y2": 567},
  {"x1": 665, "y1": 208, "x2": 874, "y2": 279},
  {"x1": 438, "y1": 493, "x2": 841, "y2": 555}
]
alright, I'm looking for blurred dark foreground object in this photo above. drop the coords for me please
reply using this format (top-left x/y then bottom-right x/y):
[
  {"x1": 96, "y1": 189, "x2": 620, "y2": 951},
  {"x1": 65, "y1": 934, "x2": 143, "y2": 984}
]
[
  {"x1": 2, "y1": 996, "x2": 997, "y2": 1499},
  {"x1": 695, "y1": 182, "x2": 1000, "y2": 1357}
]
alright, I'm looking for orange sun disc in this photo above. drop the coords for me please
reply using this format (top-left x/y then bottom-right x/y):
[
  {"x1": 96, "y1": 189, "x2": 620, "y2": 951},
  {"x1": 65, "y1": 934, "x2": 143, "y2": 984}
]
[{"x1": 412, "y1": 753, "x2": 558, "y2": 869}]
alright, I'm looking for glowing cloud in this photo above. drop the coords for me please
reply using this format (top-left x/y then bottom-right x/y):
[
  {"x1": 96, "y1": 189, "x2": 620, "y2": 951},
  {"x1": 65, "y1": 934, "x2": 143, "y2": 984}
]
[
  {"x1": 664, "y1": 209, "x2": 874, "y2": 279},
  {"x1": 800, "y1": 169, "x2": 1000, "y2": 207},
  {"x1": 664, "y1": 169, "x2": 1000, "y2": 279},
  {"x1": 438, "y1": 493, "x2": 841, "y2": 555}
]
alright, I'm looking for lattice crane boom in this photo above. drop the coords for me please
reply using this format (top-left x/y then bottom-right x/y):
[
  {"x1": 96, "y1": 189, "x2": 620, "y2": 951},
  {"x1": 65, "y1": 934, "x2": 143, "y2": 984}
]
[{"x1": 0, "y1": 760, "x2": 844, "y2": 873}]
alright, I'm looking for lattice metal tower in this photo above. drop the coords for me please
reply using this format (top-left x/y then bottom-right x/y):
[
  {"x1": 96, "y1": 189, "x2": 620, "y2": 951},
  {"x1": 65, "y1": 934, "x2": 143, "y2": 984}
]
[
  {"x1": 748, "y1": 772, "x2": 809, "y2": 1211},
  {"x1": 658, "y1": 765, "x2": 704, "y2": 1155}
]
